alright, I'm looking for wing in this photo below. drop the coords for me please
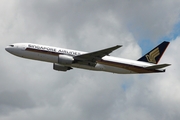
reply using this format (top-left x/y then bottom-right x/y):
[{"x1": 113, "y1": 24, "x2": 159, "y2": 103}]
[
  {"x1": 145, "y1": 64, "x2": 171, "y2": 70},
  {"x1": 73, "y1": 45, "x2": 122, "y2": 65}
]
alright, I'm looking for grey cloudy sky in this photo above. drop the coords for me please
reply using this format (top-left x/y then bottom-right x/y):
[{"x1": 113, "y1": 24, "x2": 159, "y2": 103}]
[{"x1": 1, "y1": 0, "x2": 180, "y2": 120}]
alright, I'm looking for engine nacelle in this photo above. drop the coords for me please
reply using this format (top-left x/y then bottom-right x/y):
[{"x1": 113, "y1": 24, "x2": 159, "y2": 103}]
[
  {"x1": 53, "y1": 63, "x2": 72, "y2": 71},
  {"x1": 58, "y1": 55, "x2": 74, "y2": 65}
]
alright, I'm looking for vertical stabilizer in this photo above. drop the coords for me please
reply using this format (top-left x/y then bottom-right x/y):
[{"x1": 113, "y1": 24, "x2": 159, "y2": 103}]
[{"x1": 138, "y1": 41, "x2": 170, "y2": 64}]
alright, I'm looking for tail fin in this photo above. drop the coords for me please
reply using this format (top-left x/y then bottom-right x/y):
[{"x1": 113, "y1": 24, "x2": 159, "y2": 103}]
[{"x1": 138, "y1": 41, "x2": 170, "y2": 64}]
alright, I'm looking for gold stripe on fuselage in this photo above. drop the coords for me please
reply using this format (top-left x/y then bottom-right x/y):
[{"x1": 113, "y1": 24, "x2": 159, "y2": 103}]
[{"x1": 97, "y1": 60, "x2": 160, "y2": 73}]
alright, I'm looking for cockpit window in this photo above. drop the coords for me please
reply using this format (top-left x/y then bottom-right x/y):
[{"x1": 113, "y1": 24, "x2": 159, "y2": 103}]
[{"x1": 10, "y1": 45, "x2": 14, "y2": 47}]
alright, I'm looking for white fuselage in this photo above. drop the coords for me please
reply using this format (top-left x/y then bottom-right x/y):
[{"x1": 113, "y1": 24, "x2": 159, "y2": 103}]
[{"x1": 5, "y1": 43, "x2": 161, "y2": 74}]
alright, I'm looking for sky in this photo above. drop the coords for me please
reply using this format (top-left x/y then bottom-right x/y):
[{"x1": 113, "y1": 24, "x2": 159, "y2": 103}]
[{"x1": 1, "y1": 0, "x2": 180, "y2": 120}]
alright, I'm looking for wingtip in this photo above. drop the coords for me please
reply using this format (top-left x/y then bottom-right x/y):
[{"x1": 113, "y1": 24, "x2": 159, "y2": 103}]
[
  {"x1": 166, "y1": 64, "x2": 171, "y2": 66},
  {"x1": 163, "y1": 41, "x2": 170, "y2": 43},
  {"x1": 116, "y1": 45, "x2": 122, "y2": 48}
]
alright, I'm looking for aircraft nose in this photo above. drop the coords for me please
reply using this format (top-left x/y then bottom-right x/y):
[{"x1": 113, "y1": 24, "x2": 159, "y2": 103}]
[
  {"x1": 5, "y1": 46, "x2": 10, "y2": 52},
  {"x1": 5, "y1": 45, "x2": 14, "y2": 53}
]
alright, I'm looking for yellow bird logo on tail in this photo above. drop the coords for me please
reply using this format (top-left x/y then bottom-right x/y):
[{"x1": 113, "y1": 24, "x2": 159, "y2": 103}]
[{"x1": 146, "y1": 47, "x2": 160, "y2": 64}]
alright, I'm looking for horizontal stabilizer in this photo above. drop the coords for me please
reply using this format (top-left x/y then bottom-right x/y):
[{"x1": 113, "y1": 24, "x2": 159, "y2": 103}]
[{"x1": 145, "y1": 64, "x2": 171, "y2": 70}]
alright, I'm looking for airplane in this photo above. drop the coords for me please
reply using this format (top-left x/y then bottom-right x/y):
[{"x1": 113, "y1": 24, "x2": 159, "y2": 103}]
[{"x1": 5, "y1": 41, "x2": 170, "y2": 74}]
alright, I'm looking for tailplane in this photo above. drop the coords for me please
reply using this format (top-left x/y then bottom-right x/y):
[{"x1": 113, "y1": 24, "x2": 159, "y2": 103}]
[
  {"x1": 145, "y1": 64, "x2": 171, "y2": 69},
  {"x1": 138, "y1": 41, "x2": 170, "y2": 64}
]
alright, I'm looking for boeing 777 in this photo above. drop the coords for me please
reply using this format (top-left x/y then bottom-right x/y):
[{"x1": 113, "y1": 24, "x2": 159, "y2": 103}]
[{"x1": 5, "y1": 41, "x2": 170, "y2": 74}]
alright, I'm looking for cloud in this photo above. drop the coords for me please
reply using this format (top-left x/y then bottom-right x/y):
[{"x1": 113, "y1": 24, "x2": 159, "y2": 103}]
[
  {"x1": 16, "y1": 0, "x2": 180, "y2": 41},
  {"x1": 1, "y1": 0, "x2": 180, "y2": 120},
  {"x1": 0, "y1": 90, "x2": 35, "y2": 115}
]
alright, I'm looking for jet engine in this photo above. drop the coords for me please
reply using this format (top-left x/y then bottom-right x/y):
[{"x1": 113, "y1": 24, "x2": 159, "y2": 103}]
[
  {"x1": 53, "y1": 63, "x2": 72, "y2": 71},
  {"x1": 58, "y1": 55, "x2": 74, "y2": 65}
]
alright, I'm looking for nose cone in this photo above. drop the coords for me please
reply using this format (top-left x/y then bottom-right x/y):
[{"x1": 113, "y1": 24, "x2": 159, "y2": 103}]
[
  {"x1": 5, "y1": 45, "x2": 15, "y2": 54},
  {"x1": 5, "y1": 44, "x2": 23, "y2": 57},
  {"x1": 5, "y1": 46, "x2": 11, "y2": 53}
]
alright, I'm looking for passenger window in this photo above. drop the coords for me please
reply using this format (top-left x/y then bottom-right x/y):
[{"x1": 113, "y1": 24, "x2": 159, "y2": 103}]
[{"x1": 10, "y1": 45, "x2": 14, "y2": 47}]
